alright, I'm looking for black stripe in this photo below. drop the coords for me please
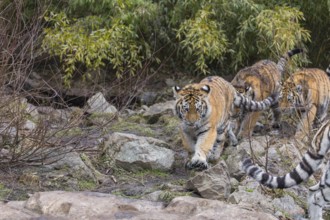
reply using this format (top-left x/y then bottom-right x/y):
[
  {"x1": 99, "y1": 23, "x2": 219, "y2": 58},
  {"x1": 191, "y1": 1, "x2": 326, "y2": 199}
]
[
  {"x1": 289, "y1": 169, "x2": 302, "y2": 184},
  {"x1": 325, "y1": 173, "x2": 330, "y2": 187},
  {"x1": 307, "y1": 151, "x2": 324, "y2": 160},
  {"x1": 325, "y1": 181, "x2": 330, "y2": 188},
  {"x1": 245, "y1": 99, "x2": 252, "y2": 110},
  {"x1": 301, "y1": 157, "x2": 314, "y2": 175},
  {"x1": 260, "y1": 173, "x2": 269, "y2": 185},
  {"x1": 313, "y1": 202, "x2": 323, "y2": 208},
  {"x1": 277, "y1": 177, "x2": 286, "y2": 188},
  {"x1": 197, "y1": 128, "x2": 209, "y2": 137},
  {"x1": 216, "y1": 139, "x2": 223, "y2": 144},
  {"x1": 248, "y1": 167, "x2": 259, "y2": 176},
  {"x1": 243, "y1": 158, "x2": 252, "y2": 167},
  {"x1": 288, "y1": 48, "x2": 303, "y2": 57},
  {"x1": 321, "y1": 189, "x2": 330, "y2": 202}
]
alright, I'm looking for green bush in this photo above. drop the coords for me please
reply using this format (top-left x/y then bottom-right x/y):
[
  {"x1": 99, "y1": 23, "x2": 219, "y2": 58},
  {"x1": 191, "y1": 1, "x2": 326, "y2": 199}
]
[
  {"x1": 177, "y1": 9, "x2": 228, "y2": 74},
  {"x1": 42, "y1": 12, "x2": 146, "y2": 86},
  {"x1": 40, "y1": 0, "x2": 328, "y2": 85}
]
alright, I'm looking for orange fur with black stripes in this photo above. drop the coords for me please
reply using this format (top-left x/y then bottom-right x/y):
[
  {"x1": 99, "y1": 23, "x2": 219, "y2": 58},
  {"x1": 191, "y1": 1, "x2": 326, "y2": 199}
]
[
  {"x1": 174, "y1": 76, "x2": 278, "y2": 170},
  {"x1": 280, "y1": 68, "x2": 330, "y2": 136},
  {"x1": 231, "y1": 49, "x2": 303, "y2": 138}
]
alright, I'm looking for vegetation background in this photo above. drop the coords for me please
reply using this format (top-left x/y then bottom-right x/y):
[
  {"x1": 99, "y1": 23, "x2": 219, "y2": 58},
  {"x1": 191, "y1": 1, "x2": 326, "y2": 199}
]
[{"x1": 1, "y1": 0, "x2": 329, "y2": 89}]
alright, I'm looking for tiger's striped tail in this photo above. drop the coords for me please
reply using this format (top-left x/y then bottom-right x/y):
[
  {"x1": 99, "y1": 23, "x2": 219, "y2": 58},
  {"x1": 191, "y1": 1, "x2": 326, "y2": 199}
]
[
  {"x1": 234, "y1": 92, "x2": 278, "y2": 112},
  {"x1": 242, "y1": 120, "x2": 330, "y2": 189},
  {"x1": 277, "y1": 48, "x2": 303, "y2": 74}
]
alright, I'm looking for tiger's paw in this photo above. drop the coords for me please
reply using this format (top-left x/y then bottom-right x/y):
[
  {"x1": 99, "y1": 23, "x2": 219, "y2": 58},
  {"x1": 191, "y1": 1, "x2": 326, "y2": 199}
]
[{"x1": 186, "y1": 157, "x2": 209, "y2": 171}]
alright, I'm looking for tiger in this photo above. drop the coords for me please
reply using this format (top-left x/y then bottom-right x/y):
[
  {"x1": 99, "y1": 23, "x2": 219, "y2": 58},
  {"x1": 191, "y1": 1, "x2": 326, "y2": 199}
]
[
  {"x1": 279, "y1": 67, "x2": 330, "y2": 137},
  {"x1": 242, "y1": 120, "x2": 330, "y2": 220},
  {"x1": 231, "y1": 48, "x2": 303, "y2": 139},
  {"x1": 174, "y1": 75, "x2": 279, "y2": 171}
]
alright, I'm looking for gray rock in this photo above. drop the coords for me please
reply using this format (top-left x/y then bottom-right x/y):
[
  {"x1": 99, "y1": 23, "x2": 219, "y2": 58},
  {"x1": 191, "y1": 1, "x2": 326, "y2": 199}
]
[
  {"x1": 140, "y1": 91, "x2": 158, "y2": 105},
  {"x1": 22, "y1": 120, "x2": 36, "y2": 130},
  {"x1": 187, "y1": 161, "x2": 231, "y2": 200},
  {"x1": 236, "y1": 136, "x2": 271, "y2": 156},
  {"x1": 272, "y1": 195, "x2": 305, "y2": 218},
  {"x1": 141, "y1": 190, "x2": 163, "y2": 202},
  {"x1": 45, "y1": 152, "x2": 95, "y2": 181},
  {"x1": 26, "y1": 103, "x2": 39, "y2": 119},
  {"x1": 225, "y1": 148, "x2": 248, "y2": 180},
  {"x1": 86, "y1": 92, "x2": 117, "y2": 114},
  {"x1": 0, "y1": 201, "x2": 37, "y2": 220},
  {"x1": 228, "y1": 184, "x2": 274, "y2": 213},
  {"x1": 18, "y1": 191, "x2": 277, "y2": 220},
  {"x1": 167, "y1": 196, "x2": 278, "y2": 220},
  {"x1": 104, "y1": 132, "x2": 174, "y2": 171},
  {"x1": 143, "y1": 100, "x2": 175, "y2": 117}
]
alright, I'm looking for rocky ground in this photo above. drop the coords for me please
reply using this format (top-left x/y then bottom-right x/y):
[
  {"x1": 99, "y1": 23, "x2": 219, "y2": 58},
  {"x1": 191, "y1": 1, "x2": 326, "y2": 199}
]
[{"x1": 0, "y1": 75, "x2": 330, "y2": 220}]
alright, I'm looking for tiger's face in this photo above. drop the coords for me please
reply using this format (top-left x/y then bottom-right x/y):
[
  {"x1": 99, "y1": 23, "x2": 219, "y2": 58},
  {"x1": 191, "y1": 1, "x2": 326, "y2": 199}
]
[
  {"x1": 280, "y1": 81, "x2": 303, "y2": 108},
  {"x1": 235, "y1": 84, "x2": 254, "y2": 100},
  {"x1": 173, "y1": 84, "x2": 210, "y2": 127}
]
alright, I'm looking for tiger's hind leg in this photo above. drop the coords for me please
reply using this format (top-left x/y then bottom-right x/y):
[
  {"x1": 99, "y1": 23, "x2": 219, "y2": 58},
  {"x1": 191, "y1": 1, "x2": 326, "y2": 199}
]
[
  {"x1": 271, "y1": 102, "x2": 282, "y2": 129},
  {"x1": 308, "y1": 161, "x2": 330, "y2": 220},
  {"x1": 313, "y1": 103, "x2": 329, "y2": 130},
  {"x1": 208, "y1": 132, "x2": 225, "y2": 162},
  {"x1": 227, "y1": 121, "x2": 238, "y2": 146},
  {"x1": 238, "y1": 112, "x2": 261, "y2": 139},
  {"x1": 296, "y1": 105, "x2": 317, "y2": 138}
]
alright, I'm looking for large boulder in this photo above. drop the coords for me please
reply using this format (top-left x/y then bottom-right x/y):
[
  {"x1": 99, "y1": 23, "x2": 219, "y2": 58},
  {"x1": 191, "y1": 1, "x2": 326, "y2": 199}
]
[
  {"x1": 167, "y1": 196, "x2": 278, "y2": 220},
  {"x1": 104, "y1": 132, "x2": 175, "y2": 171},
  {"x1": 187, "y1": 161, "x2": 231, "y2": 200},
  {"x1": 0, "y1": 201, "x2": 37, "y2": 220},
  {"x1": 143, "y1": 100, "x2": 175, "y2": 117},
  {"x1": 7, "y1": 191, "x2": 277, "y2": 220},
  {"x1": 86, "y1": 92, "x2": 117, "y2": 114}
]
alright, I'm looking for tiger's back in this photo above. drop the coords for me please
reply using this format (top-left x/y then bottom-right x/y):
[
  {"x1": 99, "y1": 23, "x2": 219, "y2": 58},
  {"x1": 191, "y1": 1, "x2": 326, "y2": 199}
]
[
  {"x1": 231, "y1": 60, "x2": 281, "y2": 138},
  {"x1": 231, "y1": 49, "x2": 302, "y2": 138}
]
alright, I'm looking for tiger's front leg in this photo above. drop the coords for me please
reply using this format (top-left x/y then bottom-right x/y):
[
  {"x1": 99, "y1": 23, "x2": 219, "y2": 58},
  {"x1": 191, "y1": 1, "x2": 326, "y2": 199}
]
[{"x1": 186, "y1": 128, "x2": 217, "y2": 171}]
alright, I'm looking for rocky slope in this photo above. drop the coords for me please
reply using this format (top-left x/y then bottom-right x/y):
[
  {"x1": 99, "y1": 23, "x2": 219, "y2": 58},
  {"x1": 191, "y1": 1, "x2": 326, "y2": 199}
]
[{"x1": 0, "y1": 88, "x2": 329, "y2": 220}]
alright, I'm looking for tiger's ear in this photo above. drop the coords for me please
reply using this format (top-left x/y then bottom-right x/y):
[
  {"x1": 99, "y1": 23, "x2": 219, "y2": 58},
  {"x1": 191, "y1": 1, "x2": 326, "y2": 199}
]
[
  {"x1": 174, "y1": 86, "x2": 181, "y2": 92},
  {"x1": 173, "y1": 86, "x2": 181, "y2": 98},
  {"x1": 201, "y1": 85, "x2": 210, "y2": 93}
]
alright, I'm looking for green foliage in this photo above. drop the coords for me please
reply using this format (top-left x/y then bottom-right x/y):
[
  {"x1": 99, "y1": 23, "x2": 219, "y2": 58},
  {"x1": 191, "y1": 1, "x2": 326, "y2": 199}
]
[
  {"x1": 255, "y1": 6, "x2": 311, "y2": 59},
  {"x1": 42, "y1": 12, "x2": 145, "y2": 86},
  {"x1": 40, "y1": 0, "x2": 329, "y2": 84},
  {"x1": 177, "y1": 9, "x2": 228, "y2": 74}
]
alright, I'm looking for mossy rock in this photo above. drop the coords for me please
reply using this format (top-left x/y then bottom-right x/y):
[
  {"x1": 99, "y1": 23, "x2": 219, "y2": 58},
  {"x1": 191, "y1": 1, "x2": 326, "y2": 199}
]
[
  {"x1": 88, "y1": 112, "x2": 116, "y2": 126},
  {"x1": 107, "y1": 120, "x2": 157, "y2": 137},
  {"x1": 0, "y1": 183, "x2": 11, "y2": 200}
]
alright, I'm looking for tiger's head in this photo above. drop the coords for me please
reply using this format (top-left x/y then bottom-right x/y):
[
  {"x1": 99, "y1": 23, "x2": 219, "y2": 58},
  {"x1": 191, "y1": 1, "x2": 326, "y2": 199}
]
[
  {"x1": 235, "y1": 84, "x2": 254, "y2": 100},
  {"x1": 279, "y1": 81, "x2": 303, "y2": 109},
  {"x1": 173, "y1": 84, "x2": 210, "y2": 127}
]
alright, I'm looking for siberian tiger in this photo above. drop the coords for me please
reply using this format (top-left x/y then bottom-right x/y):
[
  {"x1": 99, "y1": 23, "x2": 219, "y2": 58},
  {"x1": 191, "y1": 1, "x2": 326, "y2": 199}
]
[
  {"x1": 174, "y1": 76, "x2": 278, "y2": 171},
  {"x1": 231, "y1": 48, "x2": 303, "y2": 138},
  {"x1": 279, "y1": 68, "x2": 330, "y2": 137},
  {"x1": 242, "y1": 120, "x2": 330, "y2": 220}
]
